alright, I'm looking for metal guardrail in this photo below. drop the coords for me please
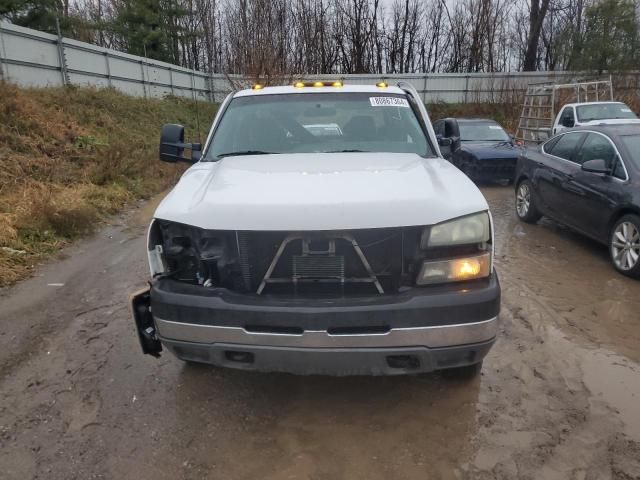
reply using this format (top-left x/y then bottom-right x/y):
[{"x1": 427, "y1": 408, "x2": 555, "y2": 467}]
[{"x1": 1, "y1": 21, "x2": 638, "y2": 104}]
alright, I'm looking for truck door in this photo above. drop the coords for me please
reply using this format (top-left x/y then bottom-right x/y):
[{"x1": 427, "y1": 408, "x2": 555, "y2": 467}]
[{"x1": 554, "y1": 106, "x2": 576, "y2": 134}]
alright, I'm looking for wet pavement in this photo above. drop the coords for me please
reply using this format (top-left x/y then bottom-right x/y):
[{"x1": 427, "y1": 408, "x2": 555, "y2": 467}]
[{"x1": 1, "y1": 185, "x2": 640, "y2": 479}]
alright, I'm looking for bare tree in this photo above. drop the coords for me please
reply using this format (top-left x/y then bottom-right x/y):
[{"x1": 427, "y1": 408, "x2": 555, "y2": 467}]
[{"x1": 523, "y1": 0, "x2": 552, "y2": 70}]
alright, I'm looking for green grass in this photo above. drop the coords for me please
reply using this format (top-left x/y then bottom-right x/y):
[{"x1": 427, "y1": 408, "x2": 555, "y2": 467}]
[{"x1": 0, "y1": 83, "x2": 217, "y2": 286}]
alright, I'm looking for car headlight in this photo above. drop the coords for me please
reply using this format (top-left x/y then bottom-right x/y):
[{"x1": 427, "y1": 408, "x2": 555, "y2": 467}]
[
  {"x1": 416, "y1": 212, "x2": 492, "y2": 285},
  {"x1": 416, "y1": 253, "x2": 491, "y2": 285},
  {"x1": 420, "y1": 212, "x2": 490, "y2": 248}
]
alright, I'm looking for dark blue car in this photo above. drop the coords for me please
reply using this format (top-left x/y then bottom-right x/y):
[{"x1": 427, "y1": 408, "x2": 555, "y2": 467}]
[{"x1": 433, "y1": 118, "x2": 521, "y2": 183}]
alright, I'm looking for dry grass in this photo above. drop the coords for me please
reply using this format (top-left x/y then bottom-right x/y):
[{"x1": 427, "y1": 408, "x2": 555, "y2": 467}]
[{"x1": 0, "y1": 83, "x2": 216, "y2": 286}]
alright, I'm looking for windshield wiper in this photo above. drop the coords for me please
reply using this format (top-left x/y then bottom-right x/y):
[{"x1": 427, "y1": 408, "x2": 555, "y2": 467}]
[{"x1": 217, "y1": 150, "x2": 277, "y2": 158}]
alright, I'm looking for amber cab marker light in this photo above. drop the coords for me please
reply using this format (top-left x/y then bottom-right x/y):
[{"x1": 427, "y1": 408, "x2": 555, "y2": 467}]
[
  {"x1": 376, "y1": 81, "x2": 388, "y2": 88},
  {"x1": 294, "y1": 81, "x2": 305, "y2": 88},
  {"x1": 313, "y1": 81, "x2": 324, "y2": 87},
  {"x1": 252, "y1": 84, "x2": 263, "y2": 90},
  {"x1": 332, "y1": 81, "x2": 343, "y2": 87}
]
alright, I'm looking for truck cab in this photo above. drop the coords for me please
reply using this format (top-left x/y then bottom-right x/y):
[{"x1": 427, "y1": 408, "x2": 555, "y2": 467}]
[{"x1": 552, "y1": 101, "x2": 640, "y2": 135}]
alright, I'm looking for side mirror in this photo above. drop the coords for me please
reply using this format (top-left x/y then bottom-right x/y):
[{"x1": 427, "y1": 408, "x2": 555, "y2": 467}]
[
  {"x1": 438, "y1": 137, "x2": 453, "y2": 147},
  {"x1": 581, "y1": 159, "x2": 610, "y2": 174},
  {"x1": 159, "y1": 124, "x2": 201, "y2": 163}
]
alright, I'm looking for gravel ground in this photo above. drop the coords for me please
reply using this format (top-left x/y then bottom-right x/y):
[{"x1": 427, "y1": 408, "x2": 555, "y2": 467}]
[{"x1": 1, "y1": 185, "x2": 639, "y2": 480}]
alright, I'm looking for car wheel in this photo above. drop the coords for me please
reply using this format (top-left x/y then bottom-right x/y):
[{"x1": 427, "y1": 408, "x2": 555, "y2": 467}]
[
  {"x1": 610, "y1": 214, "x2": 640, "y2": 278},
  {"x1": 515, "y1": 180, "x2": 542, "y2": 223},
  {"x1": 441, "y1": 362, "x2": 482, "y2": 380}
]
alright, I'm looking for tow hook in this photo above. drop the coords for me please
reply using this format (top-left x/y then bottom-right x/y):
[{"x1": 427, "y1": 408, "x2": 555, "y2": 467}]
[{"x1": 129, "y1": 287, "x2": 162, "y2": 357}]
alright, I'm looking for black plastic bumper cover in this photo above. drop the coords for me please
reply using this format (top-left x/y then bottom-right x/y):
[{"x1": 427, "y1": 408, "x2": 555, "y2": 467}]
[{"x1": 161, "y1": 338, "x2": 496, "y2": 375}]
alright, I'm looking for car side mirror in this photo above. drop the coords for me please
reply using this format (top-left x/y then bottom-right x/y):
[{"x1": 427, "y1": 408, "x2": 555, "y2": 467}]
[
  {"x1": 159, "y1": 124, "x2": 201, "y2": 164},
  {"x1": 438, "y1": 137, "x2": 453, "y2": 147},
  {"x1": 581, "y1": 159, "x2": 610, "y2": 174}
]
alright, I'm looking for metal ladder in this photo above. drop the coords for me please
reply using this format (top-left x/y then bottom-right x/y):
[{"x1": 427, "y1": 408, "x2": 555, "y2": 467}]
[{"x1": 515, "y1": 77, "x2": 614, "y2": 144}]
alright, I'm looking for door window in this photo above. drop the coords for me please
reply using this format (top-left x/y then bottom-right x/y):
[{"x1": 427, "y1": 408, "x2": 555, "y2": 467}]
[
  {"x1": 575, "y1": 133, "x2": 616, "y2": 166},
  {"x1": 546, "y1": 132, "x2": 584, "y2": 162},
  {"x1": 559, "y1": 107, "x2": 575, "y2": 127},
  {"x1": 542, "y1": 135, "x2": 561, "y2": 153},
  {"x1": 612, "y1": 159, "x2": 627, "y2": 180}
]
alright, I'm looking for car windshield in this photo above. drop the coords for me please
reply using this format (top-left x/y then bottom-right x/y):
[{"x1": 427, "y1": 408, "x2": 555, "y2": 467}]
[
  {"x1": 576, "y1": 103, "x2": 637, "y2": 122},
  {"x1": 620, "y1": 134, "x2": 640, "y2": 169},
  {"x1": 458, "y1": 122, "x2": 510, "y2": 142},
  {"x1": 203, "y1": 92, "x2": 434, "y2": 160}
]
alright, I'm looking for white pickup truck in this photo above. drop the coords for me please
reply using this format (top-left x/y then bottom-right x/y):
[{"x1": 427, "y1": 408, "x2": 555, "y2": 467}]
[
  {"x1": 130, "y1": 81, "x2": 500, "y2": 378},
  {"x1": 552, "y1": 101, "x2": 640, "y2": 135}
]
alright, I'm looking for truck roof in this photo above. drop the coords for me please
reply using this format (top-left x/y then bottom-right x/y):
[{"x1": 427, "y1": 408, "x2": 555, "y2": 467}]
[
  {"x1": 234, "y1": 84, "x2": 406, "y2": 97},
  {"x1": 562, "y1": 101, "x2": 626, "y2": 108}
]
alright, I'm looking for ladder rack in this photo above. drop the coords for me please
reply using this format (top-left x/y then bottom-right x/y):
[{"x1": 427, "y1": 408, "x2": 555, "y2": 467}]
[{"x1": 515, "y1": 77, "x2": 614, "y2": 144}]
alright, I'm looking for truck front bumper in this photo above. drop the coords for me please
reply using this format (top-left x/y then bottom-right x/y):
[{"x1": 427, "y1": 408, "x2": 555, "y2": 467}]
[{"x1": 132, "y1": 274, "x2": 500, "y2": 375}]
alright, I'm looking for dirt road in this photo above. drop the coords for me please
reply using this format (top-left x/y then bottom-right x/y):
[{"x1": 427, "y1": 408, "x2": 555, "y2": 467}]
[{"x1": 1, "y1": 186, "x2": 639, "y2": 480}]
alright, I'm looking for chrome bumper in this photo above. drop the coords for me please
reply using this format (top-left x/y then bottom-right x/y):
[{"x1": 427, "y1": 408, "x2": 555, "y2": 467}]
[{"x1": 155, "y1": 316, "x2": 498, "y2": 349}]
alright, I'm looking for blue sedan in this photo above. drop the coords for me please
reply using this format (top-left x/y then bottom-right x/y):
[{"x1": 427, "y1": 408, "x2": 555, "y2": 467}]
[{"x1": 433, "y1": 118, "x2": 521, "y2": 183}]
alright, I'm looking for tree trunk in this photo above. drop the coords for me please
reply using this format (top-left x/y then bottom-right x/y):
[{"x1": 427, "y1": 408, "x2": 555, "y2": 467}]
[{"x1": 523, "y1": 0, "x2": 551, "y2": 71}]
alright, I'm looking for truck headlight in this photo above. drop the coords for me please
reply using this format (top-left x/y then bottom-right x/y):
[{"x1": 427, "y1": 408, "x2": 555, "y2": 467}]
[
  {"x1": 416, "y1": 253, "x2": 490, "y2": 285},
  {"x1": 416, "y1": 212, "x2": 492, "y2": 285},
  {"x1": 147, "y1": 219, "x2": 234, "y2": 286},
  {"x1": 421, "y1": 212, "x2": 490, "y2": 248}
]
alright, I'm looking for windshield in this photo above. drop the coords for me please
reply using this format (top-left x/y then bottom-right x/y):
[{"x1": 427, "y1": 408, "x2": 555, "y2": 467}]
[
  {"x1": 576, "y1": 103, "x2": 637, "y2": 122},
  {"x1": 620, "y1": 135, "x2": 640, "y2": 169},
  {"x1": 204, "y1": 92, "x2": 433, "y2": 160},
  {"x1": 458, "y1": 122, "x2": 510, "y2": 142}
]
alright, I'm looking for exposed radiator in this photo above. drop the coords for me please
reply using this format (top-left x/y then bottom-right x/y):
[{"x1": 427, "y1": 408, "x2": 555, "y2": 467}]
[{"x1": 293, "y1": 255, "x2": 345, "y2": 281}]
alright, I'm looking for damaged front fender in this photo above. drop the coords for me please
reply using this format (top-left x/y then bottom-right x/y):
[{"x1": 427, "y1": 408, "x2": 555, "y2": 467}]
[{"x1": 129, "y1": 287, "x2": 162, "y2": 357}]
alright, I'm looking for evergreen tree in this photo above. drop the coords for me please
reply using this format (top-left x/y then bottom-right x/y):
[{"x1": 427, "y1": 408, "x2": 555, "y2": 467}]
[
  {"x1": 0, "y1": 0, "x2": 68, "y2": 35},
  {"x1": 573, "y1": 0, "x2": 639, "y2": 73},
  {"x1": 112, "y1": 0, "x2": 172, "y2": 61}
]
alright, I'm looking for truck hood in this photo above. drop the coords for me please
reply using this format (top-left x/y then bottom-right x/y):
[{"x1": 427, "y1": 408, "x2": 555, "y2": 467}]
[
  {"x1": 459, "y1": 142, "x2": 521, "y2": 160},
  {"x1": 154, "y1": 152, "x2": 488, "y2": 231}
]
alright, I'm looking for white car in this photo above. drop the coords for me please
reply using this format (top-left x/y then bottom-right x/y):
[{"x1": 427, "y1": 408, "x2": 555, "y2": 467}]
[
  {"x1": 553, "y1": 101, "x2": 640, "y2": 135},
  {"x1": 130, "y1": 81, "x2": 500, "y2": 377}
]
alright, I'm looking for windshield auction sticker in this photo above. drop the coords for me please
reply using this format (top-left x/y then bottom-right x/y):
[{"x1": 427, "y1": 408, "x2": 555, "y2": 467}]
[{"x1": 369, "y1": 97, "x2": 410, "y2": 107}]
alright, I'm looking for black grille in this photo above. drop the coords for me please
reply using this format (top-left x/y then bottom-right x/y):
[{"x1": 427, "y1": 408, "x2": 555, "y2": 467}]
[{"x1": 235, "y1": 228, "x2": 413, "y2": 295}]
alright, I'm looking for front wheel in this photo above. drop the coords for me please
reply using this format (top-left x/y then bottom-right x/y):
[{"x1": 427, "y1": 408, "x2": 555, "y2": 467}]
[
  {"x1": 610, "y1": 215, "x2": 640, "y2": 278},
  {"x1": 515, "y1": 180, "x2": 542, "y2": 223}
]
